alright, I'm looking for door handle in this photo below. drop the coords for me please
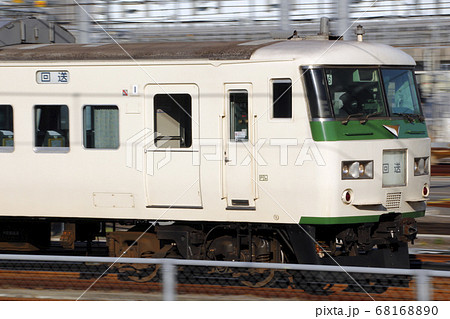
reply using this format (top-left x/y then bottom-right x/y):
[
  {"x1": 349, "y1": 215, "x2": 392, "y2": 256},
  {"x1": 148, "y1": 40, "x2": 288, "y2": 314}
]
[{"x1": 224, "y1": 157, "x2": 231, "y2": 163}]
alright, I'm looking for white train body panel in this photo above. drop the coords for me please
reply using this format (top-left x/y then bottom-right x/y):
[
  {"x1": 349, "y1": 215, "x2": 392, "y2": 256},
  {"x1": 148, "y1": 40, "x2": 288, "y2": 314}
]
[{"x1": 0, "y1": 40, "x2": 429, "y2": 227}]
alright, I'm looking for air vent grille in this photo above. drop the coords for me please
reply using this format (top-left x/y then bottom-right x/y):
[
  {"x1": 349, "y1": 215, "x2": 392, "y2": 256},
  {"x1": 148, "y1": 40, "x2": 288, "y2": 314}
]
[{"x1": 386, "y1": 192, "x2": 402, "y2": 209}]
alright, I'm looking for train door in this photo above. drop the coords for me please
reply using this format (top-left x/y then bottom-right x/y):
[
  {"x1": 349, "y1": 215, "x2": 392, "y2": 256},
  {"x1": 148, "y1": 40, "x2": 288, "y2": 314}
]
[
  {"x1": 144, "y1": 84, "x2": 202, "y2": 208},
  {"x1": 222, "y1": 83, "x2": 256, "y2": 209}
]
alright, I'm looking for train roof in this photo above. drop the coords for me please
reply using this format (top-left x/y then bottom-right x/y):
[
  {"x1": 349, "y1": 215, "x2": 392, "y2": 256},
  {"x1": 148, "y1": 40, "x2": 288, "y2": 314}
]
[
  {"x1": 252, "y1": 40, "x2": 416, "y2": 65},
  {"x1": 0, "y1": 40, "x2": 277, "y2": 61},
  {"x1": 0, "y1": 39, "x2": 415, "y2": 65}
]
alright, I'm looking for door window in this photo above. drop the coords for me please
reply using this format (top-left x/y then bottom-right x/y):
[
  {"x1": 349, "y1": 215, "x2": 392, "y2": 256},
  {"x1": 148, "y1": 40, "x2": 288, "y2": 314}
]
[
  {"x1": 230, "y1": 91, "x2": 248, "y2": 142},
  {"x1": 154, "y1": 94, "x2": 192, "y2": 148}
]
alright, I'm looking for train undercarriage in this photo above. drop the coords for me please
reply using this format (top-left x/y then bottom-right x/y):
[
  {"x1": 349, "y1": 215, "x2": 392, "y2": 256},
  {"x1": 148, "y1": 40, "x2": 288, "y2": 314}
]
[
  {"x1": 0, "y1": 213, "x2": 417, "y2": 292},
  {"x1": 107, "y1": 214, "x2": 417, "y2": 268},
  {"x1": 0, "y1": 213, "x2": 417, "y2": 266}
]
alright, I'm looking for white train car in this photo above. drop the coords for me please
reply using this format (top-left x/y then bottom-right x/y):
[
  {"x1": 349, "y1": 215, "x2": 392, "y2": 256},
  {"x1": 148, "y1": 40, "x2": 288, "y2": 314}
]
[{"x1": 0, "y1": 36, "x2": 430, "y2": 268}]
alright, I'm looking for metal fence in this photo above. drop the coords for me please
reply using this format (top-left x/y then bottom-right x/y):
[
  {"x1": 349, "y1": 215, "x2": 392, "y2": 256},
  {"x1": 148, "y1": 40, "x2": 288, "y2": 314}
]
[{"x1": 0, "y1": 254, "x2": 448, "y2": 301}]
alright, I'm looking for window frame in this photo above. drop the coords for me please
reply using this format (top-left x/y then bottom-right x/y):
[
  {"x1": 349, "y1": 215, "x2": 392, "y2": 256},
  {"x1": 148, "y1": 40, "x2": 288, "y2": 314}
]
[
  {"x1": 0, "y1": 104, "x2": 14, "y2": 153},
  {"x1": 82, "y1": 105, "x2": 120, "y2": 150},
  {"x1": 229, "y1": 89, "x2": 249, "y2": 142},
  {"x1": 380, "y1": 67, "x2": 424, "y2": 117},
  {"x1": 153, "y1": 93, "x2": 193, "y2": 149},
  {"x1": 303, "y1": 65, "x2": 422, "y2": 121},
  {"x1": 302, "y1": 67, "x2": 334, "y2": 120},
  {"x1": 324, "y1": 67, "x2": 388, "y2": 119},
  {"x1": 271, "y1": 78, "x2": 293, "y2": 120},
  {"x1": 33, "y1": 104, "x2": 70, "y2": 153}
]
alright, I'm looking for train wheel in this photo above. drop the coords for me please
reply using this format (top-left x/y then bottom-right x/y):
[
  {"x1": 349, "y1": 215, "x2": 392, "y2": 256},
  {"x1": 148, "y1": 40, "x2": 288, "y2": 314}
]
[
  {"x1": 117, "y1": 264, "x2": 160, "y2": 282},
  {"x1": 239, "y1": 269, "x2": 276, "y2": 288}
]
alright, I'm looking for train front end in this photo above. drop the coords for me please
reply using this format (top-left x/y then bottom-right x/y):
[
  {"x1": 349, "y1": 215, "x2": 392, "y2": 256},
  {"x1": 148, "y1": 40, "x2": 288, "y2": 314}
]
[{"x1": 299, "y1": 55, "x2": 430, "y2": 268}]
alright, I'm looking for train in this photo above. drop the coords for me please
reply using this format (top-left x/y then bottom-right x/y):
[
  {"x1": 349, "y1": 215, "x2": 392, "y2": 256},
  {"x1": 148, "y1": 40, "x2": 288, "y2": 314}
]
[{"x1": 0, "y1": 26, "x2": 430, "y2": 276}]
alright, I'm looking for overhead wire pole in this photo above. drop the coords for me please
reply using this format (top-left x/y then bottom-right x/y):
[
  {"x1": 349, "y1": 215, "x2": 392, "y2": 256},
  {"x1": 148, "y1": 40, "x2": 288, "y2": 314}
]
[
  {"x1": 280, "y1": 0, "x2": 291, "y2": 32},
  {"x1": 337, "y1": 0, "x2": 350, "y2": 40},
  {"x1": 105, "y1": 0, "x2": 111, "y2": 31},
  {"x1": 76, "y1": 0, "x2": 91, "y2": 43}
]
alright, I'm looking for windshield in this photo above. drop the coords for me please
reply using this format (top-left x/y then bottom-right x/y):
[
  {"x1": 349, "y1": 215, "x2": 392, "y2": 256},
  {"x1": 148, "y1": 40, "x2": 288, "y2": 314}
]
[
  {"x1": 325, "y1": 68, "x2": 386, "y2": 118},
  {"x1": 381, "y1": 69, "x2": 421, "y2": 115},
  {"x1": 304, "y1": 67, "x2": 422, "y2": 120}
]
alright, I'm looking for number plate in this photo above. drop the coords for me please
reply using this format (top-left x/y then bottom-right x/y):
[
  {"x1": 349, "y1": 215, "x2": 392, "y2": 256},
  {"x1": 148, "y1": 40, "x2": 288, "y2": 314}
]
[{"x1": 36, "y1": 71, "x2": 69, "y2": 84}]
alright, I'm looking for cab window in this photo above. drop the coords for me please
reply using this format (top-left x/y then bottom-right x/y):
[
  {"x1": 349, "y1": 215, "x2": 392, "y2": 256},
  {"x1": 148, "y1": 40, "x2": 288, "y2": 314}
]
[
  {"x1": 381, "y1": 69, "x2": 421, "y2": 115},
  {"x1": 303, "y1": 68, "x2": 331, "y2": 118},
  {"x1": 325, "y1": 68, "x2": 386, "y2": 118}
]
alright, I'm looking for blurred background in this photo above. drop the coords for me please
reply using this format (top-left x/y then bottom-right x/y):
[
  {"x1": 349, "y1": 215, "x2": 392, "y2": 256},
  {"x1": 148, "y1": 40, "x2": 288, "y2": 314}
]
[{"x1": 1, "y1": 0, "x2": 449, "y2": 152}]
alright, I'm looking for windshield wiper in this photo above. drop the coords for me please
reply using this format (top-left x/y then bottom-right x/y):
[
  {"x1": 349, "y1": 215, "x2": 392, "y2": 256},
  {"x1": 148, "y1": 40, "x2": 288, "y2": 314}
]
[
  {"x1": 341, "y1": 113, "x2": 363, "y2": 125},
  {"x1": 411, "y1": 114, "x2": 425, "y2": 123},
  {"x1": 360, "y1": 111, "x2": 383, "y2": 125},
  {"x1": 394, "y1": 112, "x2": 415, "y2": 123}
]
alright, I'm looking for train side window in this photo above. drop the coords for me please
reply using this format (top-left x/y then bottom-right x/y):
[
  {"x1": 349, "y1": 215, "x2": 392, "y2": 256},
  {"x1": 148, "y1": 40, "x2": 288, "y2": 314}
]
[
  {"x1": 34, "y1": 105, "x2": 69, "y2": 151},
  {"x1": 154, "y1": 94, "x2": 192, "y2": 148},
  {"x1": 230, "y1": 90, "x2": 248, "y2": 141},
  {"x1": 0, "y1": 105, "x2": 14, "y2": 152},
  {"x1": 83, "y1": 105, "x2": 119, "y2": 149},
  {"x1": 272, "y1": 79, "x2": 292, "y2": 118}
]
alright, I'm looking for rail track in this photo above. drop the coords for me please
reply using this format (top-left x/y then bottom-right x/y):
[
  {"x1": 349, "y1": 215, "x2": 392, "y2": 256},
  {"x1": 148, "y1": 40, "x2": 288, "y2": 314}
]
[
  {"x1": 0, "y1": 267, "x2": 446, "y2": 301},
  {"x1": 427, "y1": 200, "x2": 450, "y2": 208},
  {"x1": 0, "y1": 254, "x2": 448, "y2": 301},
  {"x1": 413, "y1": 253, "x2": 450, "y2": 263}
]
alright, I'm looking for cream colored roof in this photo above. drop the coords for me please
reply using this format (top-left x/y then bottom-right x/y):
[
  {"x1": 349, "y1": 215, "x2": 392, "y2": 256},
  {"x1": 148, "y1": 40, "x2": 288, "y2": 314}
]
[
  {"x1": 0, "y1": 39, "x2": 415, "y2": 65},
  {"x1": 251, "y1": 40, "x2": 416, "y2": 65}
]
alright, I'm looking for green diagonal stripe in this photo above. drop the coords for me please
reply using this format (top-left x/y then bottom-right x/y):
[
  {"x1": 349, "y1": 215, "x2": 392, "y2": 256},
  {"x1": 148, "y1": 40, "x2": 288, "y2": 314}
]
[
  {"x1": 310, "y1": 119, "x2": 428, "y2": 141},
  {"x1": 299, "y1": 210, "x2": 425, "y2": 225}
]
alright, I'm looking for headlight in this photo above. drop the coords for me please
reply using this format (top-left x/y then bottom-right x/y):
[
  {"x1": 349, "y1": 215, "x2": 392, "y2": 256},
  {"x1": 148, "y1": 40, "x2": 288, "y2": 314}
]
[
  {"x1": 349, "y1": 162, "x2": 360, "y2": 178},
  {"x1": 342, "y1": 165, "x2": 349, "y2": 175},
  {"x1": 342, "y1": 160, "x2": 374, "y2": 179},
  {"x1": 414, "y1": 157, "x2": 429, "y2": 176},
  {"x1": 358, "y1": 163, "x2": 365, "y2": 175},
  {"x1": 365, "y1": 161, "x2": 373, "y2": 178}
]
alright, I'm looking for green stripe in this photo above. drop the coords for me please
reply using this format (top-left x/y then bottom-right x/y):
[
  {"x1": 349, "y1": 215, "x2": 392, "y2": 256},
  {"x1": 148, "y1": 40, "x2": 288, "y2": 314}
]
[
  {"x1": 299, "y1": 211, "x2": 425, "y2": 225},
  {"x1": 401, "y1": 211, "x2": 425, "y2": 219},
  {"x1": 310, "y1": 119, "x2": 428, "y2": 141}
]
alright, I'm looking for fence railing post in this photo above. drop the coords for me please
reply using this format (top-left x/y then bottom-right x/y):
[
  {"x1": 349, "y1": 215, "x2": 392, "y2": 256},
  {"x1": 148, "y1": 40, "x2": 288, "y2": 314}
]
[
  {"x1": 162, "y1": 260, "x2": 177, "y2": 301},
  {"x1": 415, "y1": 270, "x2": 431, "y2": 301}
]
